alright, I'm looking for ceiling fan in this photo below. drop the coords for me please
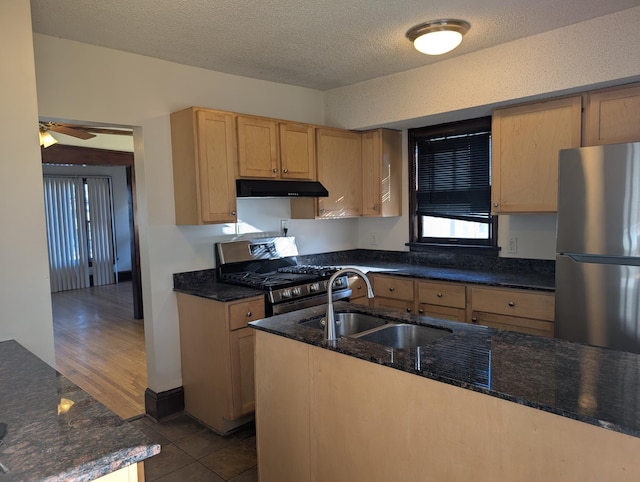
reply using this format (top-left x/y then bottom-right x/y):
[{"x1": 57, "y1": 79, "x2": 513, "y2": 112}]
[{"x1": 39, "y1": 122, "x2": 133, "y2": 148}]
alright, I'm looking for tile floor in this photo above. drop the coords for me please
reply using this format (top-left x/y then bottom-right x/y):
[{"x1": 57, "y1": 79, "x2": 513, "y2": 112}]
[{"x1": 130, "y1": 413, "x2": 258, "y2": 481}]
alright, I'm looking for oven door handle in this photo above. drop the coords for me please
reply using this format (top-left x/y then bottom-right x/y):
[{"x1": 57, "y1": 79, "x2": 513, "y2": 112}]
[{"x1": 271, "y1": 289, "x2": 352, "y2": 315}]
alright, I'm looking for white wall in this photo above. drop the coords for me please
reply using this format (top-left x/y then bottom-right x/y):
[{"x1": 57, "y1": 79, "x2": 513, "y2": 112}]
[
  {"x1": 42, "y1": 164, "x2": 132, "y2": 272},
  {"x1": 0, "y1": 1, "x2": 55, "y2": 365},
  {"x1": 33, "y1": 33, "x2": 330, "y2": 392},
  {"x1": 335, "y1": 7, "x2": 640, "y2": 260}
]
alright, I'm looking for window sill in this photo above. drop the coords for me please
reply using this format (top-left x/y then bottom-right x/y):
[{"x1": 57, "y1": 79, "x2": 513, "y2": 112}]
[{"x1": 406, "y1": 243, "x2": 501, "y2": 257}]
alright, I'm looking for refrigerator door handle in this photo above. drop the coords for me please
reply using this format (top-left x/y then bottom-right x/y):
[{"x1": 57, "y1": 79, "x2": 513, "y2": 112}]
[{"x1": 562, "y1": 254, "x2": 640, "y2": 267}]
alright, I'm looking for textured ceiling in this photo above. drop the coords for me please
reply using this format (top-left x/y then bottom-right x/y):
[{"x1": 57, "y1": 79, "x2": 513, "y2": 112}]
[{"x1": 30, "y1": 0, "x2": 640, "y2": 91}]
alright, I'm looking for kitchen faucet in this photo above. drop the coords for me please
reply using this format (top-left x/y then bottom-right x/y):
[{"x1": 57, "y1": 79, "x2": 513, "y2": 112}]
[{"x1": 324, "y1": 268, "x2": 375, "y2": 341}]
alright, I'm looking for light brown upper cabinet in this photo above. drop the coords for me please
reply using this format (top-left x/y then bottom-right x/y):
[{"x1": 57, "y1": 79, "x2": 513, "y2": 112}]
[
  {"x1": 583, "y1": 83, "x2": 640, "y2": 146},
  {"x1": 237, "y1": 114, "x2": 316, "y2": 180},
  {"x1": 491, "y1": 96, "x2": 582, "y2": 214},
  {"x1": 361, "y1": 129, "x2": 402, "y2": 217},
  {"x1": 292, "y1": 127, "x2": 362, "y2": 219},
  {"x1": 170, "y1": 107, "x2": 238, "y2": 225}
]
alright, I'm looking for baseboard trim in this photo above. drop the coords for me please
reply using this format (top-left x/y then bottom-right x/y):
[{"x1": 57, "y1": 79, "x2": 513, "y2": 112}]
[
  {"x1": 118, "y1": 270, "x2": 133, "y2": 282},
  {"x1": 144, "y1": 387, "x2": 184, "y2": 421}
]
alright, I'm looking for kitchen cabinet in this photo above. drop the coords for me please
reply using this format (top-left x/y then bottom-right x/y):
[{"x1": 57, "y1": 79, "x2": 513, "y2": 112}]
[
  {"x1": 176, "y1": 293, "x2": 264, "y2": 433},
  {"x1": 469, "y1": 286, "x2": 554, "y2": 337},
  {"x1": 255, "y1": 330, "x2": 640, "y2": 482},
  {"x1": 236, "y1": 115, "x2": 317, "y2": 180},
  {"x1": 291, "y1": 127, "x2": 362, "y2": 219},
  {"x1": 416, "y1": 279, "x2": 467, "y2": 322},
  {"x1": 361, "y1": 128, "x2": 402, "y2": 217},
  {"x1": 348, "y1": 275, "x2": 371, "y2": 305},
  {"x1": 583, "y1": 83, "x2": 640, "y2": 146},
  {"x1": 170, "y1": 107, "x2": 238, "y2": 224},
  {"x1": 491, "y1": 96, "x2": 582, "y2": 213},
  {"x1": 371, "y1": 274, "x2": 415, "y2": 313}
]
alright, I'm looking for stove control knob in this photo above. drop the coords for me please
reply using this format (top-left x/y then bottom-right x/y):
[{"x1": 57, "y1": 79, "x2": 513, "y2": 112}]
[
  {"x1": 292, "y1": 286, "x2": 302, "y2": 296},
  {"x1": 281, "y1": 289, "x2": 292, "y2": 299},
  {"x1": 309, "y1": 282, "x2": 321, "y2": 293},
  {"x1": 333, "y1": 278, "x2": 345, "y2": 287}
]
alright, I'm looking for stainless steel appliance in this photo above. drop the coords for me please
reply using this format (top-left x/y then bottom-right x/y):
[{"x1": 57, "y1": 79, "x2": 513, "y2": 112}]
[
  {"x1": 216, "y1": 236, "x2": 350, "y2": 315},
  {"x1": 555, "y1": 142, "x2": 640, "y2": 353}
]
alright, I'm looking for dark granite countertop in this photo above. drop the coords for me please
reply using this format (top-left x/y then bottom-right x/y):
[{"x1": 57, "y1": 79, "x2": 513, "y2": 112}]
[
  {"x1": 250, "y1": 302, "x2": 640, "y2": 439},
  {"x1": 173, "y1": 251, "x2": 555, "y2": 301},
  {"x1": 0, "y1": 340, "x2": 160, "y2": 481}
]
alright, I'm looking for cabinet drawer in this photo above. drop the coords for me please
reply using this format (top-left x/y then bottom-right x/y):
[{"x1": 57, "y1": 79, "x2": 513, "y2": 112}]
[
  {"x1": 349, "y1": 275, "x2": 369, "y2": 300},
  {"x1": 470, "y1": 287, "x2": 554, "y2": 321},
  {"x1": 418, "y1": 303, "x2": 466, "y2": 322},
  {"x1": 228, "y1": 298, "x2": 266, "y2": 331},
  {"x1": 372, "y1": 275, "x2": 414, "y2": 301},
  {"x1": 373, "y1": 297, "x2": 415, "y2": 314},
  {"x1": 417, "y1": 280, "x2": 466, "y2": 309},
  {"x1": 471, "y1": 311, "x2": 554, "y2": 338}
]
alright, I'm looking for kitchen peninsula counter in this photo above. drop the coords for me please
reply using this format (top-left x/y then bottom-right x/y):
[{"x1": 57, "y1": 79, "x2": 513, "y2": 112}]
[
  {"x1": 0, "y1": 340, "x2": 160, "y2": 481},
  {"x1": 250, "y1": 303, "x2": 640, "y2": 480}
]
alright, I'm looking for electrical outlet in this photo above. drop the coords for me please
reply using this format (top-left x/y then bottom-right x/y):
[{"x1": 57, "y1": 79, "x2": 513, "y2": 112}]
[
  {"x1": 281, "y1": 219, "x2": 289, "y2": 235},
  {"x1": 370, "y1": 232, "x2": 378, "y2": 246},
  {"x1": 508, "y1": 237, "x2": 518, "y2": 254}
]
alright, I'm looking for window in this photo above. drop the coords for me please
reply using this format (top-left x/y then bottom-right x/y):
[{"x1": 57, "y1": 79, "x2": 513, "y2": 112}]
[{"x1": 409, "y1": 117, "x2": 496, "y2": 250}]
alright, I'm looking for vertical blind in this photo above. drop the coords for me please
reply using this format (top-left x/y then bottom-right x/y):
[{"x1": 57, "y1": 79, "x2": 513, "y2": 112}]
[
  {"x1": 43, "y1": 175, "x2": 116, "y2": 292},
  {"x1": 415, "y1": 122, "x2": 492, "y2": 222}
]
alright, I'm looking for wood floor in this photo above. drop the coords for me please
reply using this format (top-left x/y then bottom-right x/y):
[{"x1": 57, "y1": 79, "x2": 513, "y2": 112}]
[{"x1": 51, "y1": 281, "x2": 147, "y2": 420}]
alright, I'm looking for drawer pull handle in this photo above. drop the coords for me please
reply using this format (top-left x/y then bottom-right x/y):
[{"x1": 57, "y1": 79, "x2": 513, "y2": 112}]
[
  {"x1": 283, "y1": 168, "x2": 289, "y2": 174},
  {"x1": 418, "y1": 309, "x2": 424, "y2": 314},
  {"x1": 508, "y1": 301, "x2": 515, "y2": 307},
  {"x1": 389, "y1": 287, "x2": 395, "y2": 292},
  {"x1": 272, "y1": 168, "x2": 278, "y2": 173},
  {"x1": 246, "y1": 311, "x2": 252, "y2": 317},
  {"x1": 357, "y1": 285, "x2": 362, "y2": 290},
  {"x1": 437, "y1": 292, "x2": 443, "y2": 298},
  {"x1": 406, "y1": 308, "x2": 412, "y2": 313},
  {"x1": 471, "y1": 317, "x2": 478, "y2": 323}
]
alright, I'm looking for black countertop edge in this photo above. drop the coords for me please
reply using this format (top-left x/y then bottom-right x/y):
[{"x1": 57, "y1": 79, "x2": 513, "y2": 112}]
[{"x1": 249, "y1": 302, "x2": 640, "y2": 440}]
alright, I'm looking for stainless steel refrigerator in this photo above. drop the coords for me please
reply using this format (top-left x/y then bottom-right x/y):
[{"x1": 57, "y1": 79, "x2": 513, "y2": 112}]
[{"x1": 556, "y1": 142, "x2": 640, "y2": 353}]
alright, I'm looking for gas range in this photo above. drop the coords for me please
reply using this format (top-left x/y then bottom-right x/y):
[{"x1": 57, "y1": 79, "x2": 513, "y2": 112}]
[{"x1": 216, "y1": 237, "x2": 351, "y2": 314}]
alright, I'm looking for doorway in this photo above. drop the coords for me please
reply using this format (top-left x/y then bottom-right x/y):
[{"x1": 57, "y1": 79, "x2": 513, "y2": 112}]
[{"x1": 41, "y1": 126, "x2": 146, "y2": 418}]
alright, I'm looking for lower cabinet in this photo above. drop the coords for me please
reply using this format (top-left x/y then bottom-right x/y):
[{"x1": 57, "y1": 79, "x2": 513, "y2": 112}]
[
  {"x1": 368, "y1": 273, "x2": 555, "y2": 337},
  {"x1": 176, "y1": 293, "x2": 265, "y2": 433},
  {"x1": 469, "y1": 286, "x2": 555, "y2": 337},
  {"x1": 416, "y1": 280, "x2": 467, "y2": 322},
  {"x1": 348, "y1": 275, "x2": 371, "y2": 306},
  {"x1": 371, "y1": 274, "x2": 415, "y2": 313}
]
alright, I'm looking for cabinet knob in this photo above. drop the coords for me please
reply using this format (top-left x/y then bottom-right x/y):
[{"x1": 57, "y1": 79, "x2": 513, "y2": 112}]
[
  {"x1": 406, "y1": 307, "x2": 412, "y2": 313},
  {"x1": 373, "y1": 204, "x2": 378, "y2": 211},
  {"x1": 272, "y1": 168, "x2": 278, "y2": 173},
  {"x1": 246, "y1": 311, "x2": 252, "y2": 317},
  {"x1": 356, "y1": 285, "x2": 362, "y2": 290},
  {"x1": 437, "y1": 292, "x2": 443, "y2": 298},
  {"x1": 493, "y1": 202, "x2": 498, "y2": 207},
  {"x1": 389, "y1": 287, "x2": 395, "y2": 292},
  {"x1": 508, "y1": 301, "x2": 515, "y2": 307},
  {"x1": 231, "y1": 211, "x2": 237, "y2": 215},
  {"x1": 471, "y1": 317, "x2": 478, "y2": 323},
  {"x1": 283, "y1": 168, "x2": 289, "y2": 174},
  {"x1": 418, "y1": 308, "x2": 424, "y2": 314}
]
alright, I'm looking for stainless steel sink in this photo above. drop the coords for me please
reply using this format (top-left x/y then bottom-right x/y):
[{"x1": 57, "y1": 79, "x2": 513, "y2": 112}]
[
  {"x1": 354, "y1": 323, "x2": 452, "y2": 349},
  {"x1": 300, "y1": 312, "x2": 389, "y2": 337}
]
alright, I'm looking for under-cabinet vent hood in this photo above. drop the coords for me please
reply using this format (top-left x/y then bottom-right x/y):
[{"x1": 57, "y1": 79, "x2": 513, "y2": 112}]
[{"x1": 236, "y1": 179, "x2": 328, "y2": 198}]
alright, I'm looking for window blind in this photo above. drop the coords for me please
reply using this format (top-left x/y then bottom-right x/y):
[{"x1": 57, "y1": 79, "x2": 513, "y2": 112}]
[{"x1": 415, "y1": 129, "x2": 491, "y2": 223}]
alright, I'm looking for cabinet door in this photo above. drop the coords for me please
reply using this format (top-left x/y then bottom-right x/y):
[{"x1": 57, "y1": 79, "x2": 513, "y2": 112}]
[
  {"x1": 492, "y1": 96, "x2": 582, "y2": 213},
  {"x1": 371, "y1": 275, "x2": 414, "y2": 301},
  {"x1": 195, "y1": 110, "x2": 238, "y2": 223},
  {"x1": 237, "y1": 115, "x2": 279, "y2": 178},
  {"x1": 229, "y1": 327, "x2": 255, "y2": 418},
  {"x1": 279, "y1": 122, "x2": 316, "y2": 180},
  {"x1": 171, "y1": 108, "x2": 238, "y2": 225},
  {"x1": 362, "y1": 129, "x2": 402, "y2": 217},
  {"x1": 417, "y1": 303, "x2": 467, "y2": 322},
  {"x1": 316, "y1": 128, "x2": 363, "y2": 218},
  {"x1": 584, "y1": 83, "x2": 640, "y2": 146}
]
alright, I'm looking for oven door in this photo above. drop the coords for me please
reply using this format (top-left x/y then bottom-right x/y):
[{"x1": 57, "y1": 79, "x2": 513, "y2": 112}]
[{"x1": 270, "y1": 289, "x2": 352, "y2": 316}]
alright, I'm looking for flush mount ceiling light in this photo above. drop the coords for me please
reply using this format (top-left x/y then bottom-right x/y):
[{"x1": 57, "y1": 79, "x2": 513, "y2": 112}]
[{"x1": 406, "y1": 19, "x2": 470, "y2": 55}]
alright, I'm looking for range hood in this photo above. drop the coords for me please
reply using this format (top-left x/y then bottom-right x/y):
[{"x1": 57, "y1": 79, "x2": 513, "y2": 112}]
[{"x1": 236, "y1": 179, "x2": 328, "y2": 198}]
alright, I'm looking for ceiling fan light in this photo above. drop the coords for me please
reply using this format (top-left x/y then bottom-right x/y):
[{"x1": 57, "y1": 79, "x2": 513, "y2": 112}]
[
  {"x1": 406, "y1": 19, "x2": 470, "y2": 56},
  {"x1": 39, "y1": 130, "x2": 58, "y2": 148}
]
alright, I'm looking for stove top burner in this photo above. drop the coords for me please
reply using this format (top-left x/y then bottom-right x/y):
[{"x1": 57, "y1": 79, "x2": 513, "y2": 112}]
[{"x1": 277, "y1": 265, "x2": 339, "y2": 277}]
